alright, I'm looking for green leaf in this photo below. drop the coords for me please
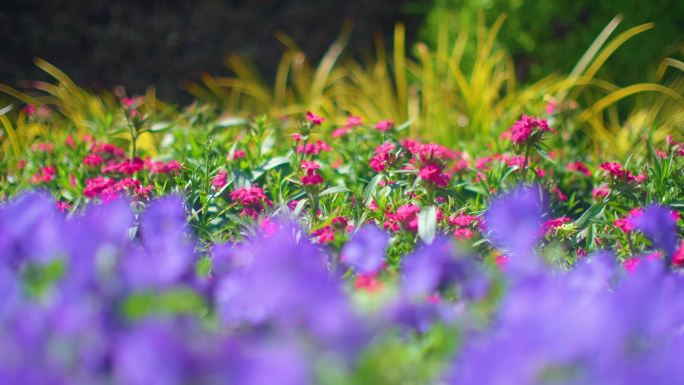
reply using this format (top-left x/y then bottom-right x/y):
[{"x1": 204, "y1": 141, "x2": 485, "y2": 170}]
[
  {"x1": 363, "y1": 174, "x2": 384, "y2": 204},
  {"x1": 251, "y1": 156, "x2": 291, "y2": 180},
  {"x1": 535, "y1": 146, "x2": 555, "y2": 163},
  {"x1": 0, "y1": 104, "x2": 13, "y2": 116},
  {"x1": 122, "y1": 287, "x2": 207, "y2": 320},
  {"x1": 574, "y1": 202, "x2": 605, "y2": 230},
  {"x1": 418, "y1": 206, "x2": 437, "y2": 245},
  {"x1": 465, "y1": 185, "x2": 487, "y2": 195},
  {"x1": 196, "y1": 255, "x2": 212, "y2": 277},
  {"x1": 149, "y1": 121, "x2": 173, "y2": 132},
  {"x1": 260, "y1": 134, "x2": 276, "y2": 154},
  {"x1": 293, "y1": 198, "x2": 308, "y2": 216},
  {"x1": 320, "y1": 185, "x2": 351, "y2": 196},
  {"x1": 395, "y1": 119, "x2": 413, "y2": 132},
  {"x1": 215, "y1": 117, "x2": 248, "y2": 129},
  {"x1": 261, "y1": 156, "x2": 291, "y2": 170}
]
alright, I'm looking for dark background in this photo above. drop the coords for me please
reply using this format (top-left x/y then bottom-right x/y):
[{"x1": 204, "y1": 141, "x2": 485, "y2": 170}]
[{"x1": 0, "y1": 0, "x2": 422, "y2": 103}]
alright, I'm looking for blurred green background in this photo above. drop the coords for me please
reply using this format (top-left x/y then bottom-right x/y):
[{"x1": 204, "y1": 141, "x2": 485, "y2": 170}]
[
  {"x1": 418, "y1": 0, "x2": 683, "y2": 85},
  {"x1": 0, "y1": 0, "x2": 422, "y2": 102},
  {"x1": 0, "y1": 0, "x2": 681, "y2": 101}
]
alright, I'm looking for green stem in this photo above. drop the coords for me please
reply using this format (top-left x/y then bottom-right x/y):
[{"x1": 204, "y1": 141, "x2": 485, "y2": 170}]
[
  {"x1": 521, "y1": 144, "x2": 532, "y2": 181},
  {"x1": 626, "y1": 233, "x2": 636, "y2": 257}
]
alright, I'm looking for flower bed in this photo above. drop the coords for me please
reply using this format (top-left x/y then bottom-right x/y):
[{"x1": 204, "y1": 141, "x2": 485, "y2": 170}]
[{"x1": 1, "y1": 106, "x2": 683, "y2": 383}]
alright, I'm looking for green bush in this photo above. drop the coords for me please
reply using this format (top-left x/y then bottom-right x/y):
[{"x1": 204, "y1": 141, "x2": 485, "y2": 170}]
[{"x1": 420, "y1": 0, "x2": 684, "y2": 84}]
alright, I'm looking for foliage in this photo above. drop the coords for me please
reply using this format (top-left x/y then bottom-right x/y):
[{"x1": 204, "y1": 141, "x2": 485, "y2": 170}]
[
  {"x1": 420, "y1": 0, "x2": 684, "y2": 85},
  {"x1": 187, "y1": 18, "x2": 684, "y2": 155},
  {"x1": 0, "y1": 12, "x2": 683, "y2": 383}
]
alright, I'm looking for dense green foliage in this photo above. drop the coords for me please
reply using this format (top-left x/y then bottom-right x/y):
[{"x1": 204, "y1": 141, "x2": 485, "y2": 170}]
[{"x1": 421, "y1": 0, "x2": 684, "y2": 84}]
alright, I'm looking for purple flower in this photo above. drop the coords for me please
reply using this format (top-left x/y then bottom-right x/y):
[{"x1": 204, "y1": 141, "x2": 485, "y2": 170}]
[
  {"x1": 484, "y1": 185, "x2": 545, "y2": 274},
  {"x1": 113, "y1": 322, "x2": 191, "y2": 385},
  {"x1": 0, "y1": 191, "x2": 65, "y2": 266},
  {"x1": 340, "y1": 225, "x2": 388, "y2": 274},
  {"x1": 631, "y1": 204, "x2": 679, "y2": 261},
  {"x1": 64, "y1": 196, "x2": 134, "y2": 291},
  {"x1": 120, "y1": 195, "x2": 195, "y2": 289},
  {"x1": 214, "y1": 220, "x2": 368, "y2": 355},
  {"x1": 222, "y1": 337, "x2": 312, "y2": 385}
]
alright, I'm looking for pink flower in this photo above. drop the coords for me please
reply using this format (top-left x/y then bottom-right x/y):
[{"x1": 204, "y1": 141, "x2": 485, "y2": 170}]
[
  {"x1": 305, "y1": 111, "x2": 325, "y2": 126},
  {"x1": 600, "y1": 162, "x2": 626, "y2": 179},
  {"x1": 633, "y1": 174, "x2": 648, "y2": 183},
  {"x1": 355, "y1": 273, "x2": 383, "y2": 293},
  {"x1": 230, "y1": 186, "x2": 270, "y2": 207},
  {"x1": 550, "y1": 185, "x2": 568, "y2": 202},
  {"x1": 450, "y1": 159, "x2": 469, "y2": 174},
  {"x1": 83, "y1": 154, "x2": 104, "y2": 167},
  {"x1": 505, "y1": 155, "x2": 526, "y2": 168},
  {"x1": 331, "y1": 216, "x2": 351, "y2": 233},
  {"x1": 347, "y1": 116, "x2": 362, "y2": 127},
  {"x1": 230, "y1": 186, "x2": 272, "y2": 218},
  {"x1": 475, "y1": 156, "x2": 493, "y2": 170},
  {"x1": 228, "y1": 150, "x2": 246, "y2": 161},
  {"x1": 543, "y1": 216, "x2": 571, "y2": 234},
  {"x1": 30, "y1": 166, "x2": 56, "y2": 183},
  {"x1": 90, "y1": 143, "x2": 126, "y2": 158},
  {"x1": 115, "y1": 178, "x2": 142, "y2": 191},
  {"x1": 401, "y1": 139, "x2": 422, "y2": 154},
  {"x1": 384, "y1": 204, "x2": 421, "y2": 232},
  {"x1": 259, "y1": 217, "x2": 279, "y2": 237},
  {"x1": 83, "y1": 176, "x2": 116, "y2": 198},
  {"x1": 291, "y1": 133, "x2": 303, "y2": 141},
  {"x1": 22, "y1": 104, "x2": 37, "y2": 116},
  {"x1": 332, "y1": 126, "x2": 352, "y2": 138},
  {"x1": 623, "y1": 257, "x2": 641, "y2": 273},
  {"x1": 374, "y1": 119, "x2": 394, "y2": 132},
  {"x1": 32, "y1": 143, "x2": 54, "y2": 153},
  {"x1": 102, "y1": 157, "x2": 144, "y2": 175},
  {"x1": 449, "y1": 214, "x2": 479, "y2": 227},
  {"x1": 592, "y1": 185, "x2": 610, "y2": 200},
  {"x1": 300, "y1": 160, "x2": 324, "y2": 185},
  {"x1": 121, "y1": 97, "x2": 136, "y2": 108},
  {"x1": 453, "y1": 228, "x2": 474, "y2": 240},
  {"x1": 301, "y1": 173, "x2": 324, "y2": 185},
  {"x1": 56, "y1": 201, "x2": 71, "y2": 213},
  {"x1": 673, "y1": 242, "x2": 684, "y2": 267},
  {"x1": 311, "y1": 225, "x2": 335, "y2": 244},
  {"x1": 545, "y1": 100, "x2": 558, "y2": 115},
  {"x1": 135, "y1": 185, "x2": 154, "y2": 197},
  {"x1": 287, "y1": 200, "x2": 299, "y2": 211},
  {"x1": 614, "y1": 209, "x2": 642, "y2": 234},
  {"x1": 145, "y1": 159, "x2": 182, "y2": 174},
  {"x1": 212, "y1": 170, "x2": 228, "y2": 191},
  {"x1": 494, "y1": 255, "x2": 508, "y2": 269},
  {"x1": 508, "y1": 115, "x2": 554, "y2": 145},
  {"x1": 566, "y1": 161, "x2": 591, "y2": 177},
  {"x1": 65, "y1": 135, "x2": 76, "y2": 148},
  {"x1": 301, "y1": 160, "x2": 321, "y2": 173},
  {"x1": 415, "y1": 143, "x2": 458, "y2": 161},
  {"x1": 369, "y1": 142, "x2": 396, "y2": 172},
  {"x1": 297, "y1": 140, "x2": 331, "y2": 155},
  {"x1": 600, "y1": 162, "x2": 644, "y2": 184},
  {"x1": 418, "y1": 163, "x2": 450, "y2": 187}
]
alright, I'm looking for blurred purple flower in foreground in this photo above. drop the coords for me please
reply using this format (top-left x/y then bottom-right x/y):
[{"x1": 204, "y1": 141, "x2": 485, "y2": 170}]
[
  {"x1": 485, "y1": 185, "x2": 545, "y2": 274},
  {"x1": 0, "y1": 188, "x2": 682, "y2": 384},
  {"x1": 340, "y1": 225, "x2": 388, "y2": 274},
  {"x1": 631, "y1": 204, "x2": 679, "y2": 261}
]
